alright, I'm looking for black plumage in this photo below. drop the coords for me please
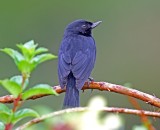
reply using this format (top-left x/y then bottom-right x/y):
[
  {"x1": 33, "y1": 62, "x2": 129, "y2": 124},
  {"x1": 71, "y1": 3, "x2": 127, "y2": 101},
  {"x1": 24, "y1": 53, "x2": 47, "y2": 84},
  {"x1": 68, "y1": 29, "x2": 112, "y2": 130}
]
[{"x1": 58, "y1": 19, "x2": 101, "y2": 108}]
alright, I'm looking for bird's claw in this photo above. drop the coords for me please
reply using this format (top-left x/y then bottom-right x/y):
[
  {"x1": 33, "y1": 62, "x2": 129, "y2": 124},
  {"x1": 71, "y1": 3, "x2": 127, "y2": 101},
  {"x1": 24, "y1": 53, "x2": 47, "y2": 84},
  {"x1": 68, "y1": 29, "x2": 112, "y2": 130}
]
[
  {"x1": 88, "y1": 77, "x2": 94, "y2": 82},
  {"x1": 86, "y1": 77, "x2": 94, "y2": 93}
]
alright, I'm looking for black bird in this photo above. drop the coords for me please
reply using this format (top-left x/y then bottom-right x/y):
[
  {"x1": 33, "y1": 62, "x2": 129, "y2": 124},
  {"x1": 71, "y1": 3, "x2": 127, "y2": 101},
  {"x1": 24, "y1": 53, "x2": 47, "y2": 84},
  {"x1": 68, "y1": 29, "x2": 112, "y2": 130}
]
[{"x1": 58, "y1": 19, "x2": 101, "y2": 108}]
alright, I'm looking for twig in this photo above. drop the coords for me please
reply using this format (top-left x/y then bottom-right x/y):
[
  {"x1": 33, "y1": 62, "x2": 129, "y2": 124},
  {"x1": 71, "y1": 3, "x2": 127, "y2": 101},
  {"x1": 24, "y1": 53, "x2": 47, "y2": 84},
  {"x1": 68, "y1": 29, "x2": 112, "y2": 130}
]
[
  {"x1": 1, "y1": 81, "x2": 160, "y2": 108},
  {"x1": 129, "y1": 97, "x2": 156, "y2": 130},
  {"x1": 15, "y1": 106, "x2": 160, "y2": 130}
]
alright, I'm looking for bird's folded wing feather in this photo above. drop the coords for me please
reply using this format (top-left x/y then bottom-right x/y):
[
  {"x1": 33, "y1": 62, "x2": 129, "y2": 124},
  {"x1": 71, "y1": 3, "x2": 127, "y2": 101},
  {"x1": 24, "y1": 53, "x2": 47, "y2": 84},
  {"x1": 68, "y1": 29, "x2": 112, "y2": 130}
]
[
  {"x1": 72, "y1": 49, "x2": 95, "y2": 89},
  {"x1": 58, "y1": 51, "x2": 71, "y2": 88}
]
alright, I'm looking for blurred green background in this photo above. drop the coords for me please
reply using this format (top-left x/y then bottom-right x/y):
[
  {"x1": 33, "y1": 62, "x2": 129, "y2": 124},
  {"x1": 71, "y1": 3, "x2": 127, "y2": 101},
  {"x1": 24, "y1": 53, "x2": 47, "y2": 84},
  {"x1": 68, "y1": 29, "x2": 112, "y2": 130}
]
[{"x1": 0, "y1": 0, "x2": 160, "y2": 129}]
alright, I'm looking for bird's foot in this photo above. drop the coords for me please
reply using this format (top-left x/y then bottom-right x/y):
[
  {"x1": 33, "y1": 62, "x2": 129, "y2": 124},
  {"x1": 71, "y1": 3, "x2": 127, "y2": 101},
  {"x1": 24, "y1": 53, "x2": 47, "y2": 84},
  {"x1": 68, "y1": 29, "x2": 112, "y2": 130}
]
[
  {"x1": 88, "y1": 77, "x2": 94, "y2": 82},
  {"x1": 82, "y1": 77, "x2": 94, "y2": 93},
  {"x1": 86, "y1": 77, "x2": 94, "y2": 87},
  {"x1": 87, "y1": 77, "x2": 94, "y2": 93}
]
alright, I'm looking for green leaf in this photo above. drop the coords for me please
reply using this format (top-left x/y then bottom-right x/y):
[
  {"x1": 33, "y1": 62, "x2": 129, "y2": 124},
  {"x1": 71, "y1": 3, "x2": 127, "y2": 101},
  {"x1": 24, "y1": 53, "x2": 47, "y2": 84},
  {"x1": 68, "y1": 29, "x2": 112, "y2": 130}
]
[
  {"x1": 35, "y1": 47, "x2": 48, "y2": 55},
  {"x1": 0, "y1": 103, "x2": 11, "y2": 113},
  {"x1": 32, "y1": 53, "x2": 57, "y2": 66},
  {"x1": 0, "y1": 103, "x2": 12, "y2": 123},
  {"x1": 0, "y1": 79, "x2": 22, "y2": 98},
  {"x1": 1, "y1": 41, "x2": 57, "y2": 77},
  {"x1": 0, "y1": 122, "x2": 5, "y2": 130},
  {"x1": 17, "y1": 60, "x2": 35, "y2": 74},
  {"x1": 12, "y1": 108, "x2": 39, "y2": 124},
  {"x1": 22, "y1": 84, "x2": 57, "y2": 100},
  {"x1": 16, "y1": 40, "x2": 38, "y2": 61},
  {"x1": 10, "y1": 75, "x2": 29, "y2": 90},
  {"x1": 17, "y1": 44, "x2": 33, "y2": 61},
  {"x1": 0, "y1": 48, "x2": 24, "y2": 65},
  {"x1": 24, "y1": 40, "x2": 38, "y2": 49}
]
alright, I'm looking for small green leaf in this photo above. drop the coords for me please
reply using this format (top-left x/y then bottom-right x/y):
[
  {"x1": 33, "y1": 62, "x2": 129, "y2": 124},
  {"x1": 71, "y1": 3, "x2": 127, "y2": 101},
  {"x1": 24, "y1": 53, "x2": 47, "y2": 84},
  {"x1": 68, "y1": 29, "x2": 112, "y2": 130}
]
[
  {"x1": 0, "y1": 79, "x2": 22, "y2": 97},
  {"x1": 35, "y1": 47, "x2": 48, "y2": 55},
  {"x1": 10, "y1": 75, "x2": 29, "y2": 90},
  {"x1": 12, "y1": 108, "x2": 39, "y2": 124},
  {"x1": 24, "y1": 40, "x2": 38, "y2": 49},
  {"x1": 32, "y1": 53, "x2": 57, "y2": 66},
  {"x1": 0, "y1": 122, "x2": 5, "y2": 130},
  {"x1": 17, "y1": 44, "x2": 34, "y2": 61},
  {"x1": 0, "y1": 48, "x2": 24, "y2": 65},
  {"x1": 22, "y1": 84, "x2": 57, "y2": 100},
  {"x1": 17, "y1": 60, "x2": 35, "y2": 74},
  {"x1": 0, "y1": 103, "x2": 11, "y2": 113},
  {"x1": 0, "y1": 103, "x2": 12, "y2": 123},
  {"x1": 16, "y1": 40, "x2": 38, "y2": 61},
  {"x1": 0, "y1": 103, "x2": 11, "y2": 114}
]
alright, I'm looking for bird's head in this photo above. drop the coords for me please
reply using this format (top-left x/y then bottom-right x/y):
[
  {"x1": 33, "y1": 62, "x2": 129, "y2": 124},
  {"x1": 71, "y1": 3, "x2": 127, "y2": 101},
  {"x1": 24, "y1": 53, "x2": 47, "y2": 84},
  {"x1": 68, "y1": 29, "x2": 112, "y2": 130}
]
[{"x1": 65, "y1": 19, "x2": 102, "y2": 36}]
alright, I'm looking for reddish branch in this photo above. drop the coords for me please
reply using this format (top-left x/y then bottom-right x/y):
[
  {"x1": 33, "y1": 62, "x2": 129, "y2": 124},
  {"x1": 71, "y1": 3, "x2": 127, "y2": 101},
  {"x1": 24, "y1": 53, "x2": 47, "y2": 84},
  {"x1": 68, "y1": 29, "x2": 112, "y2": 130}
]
[
  {"x1": 129, "y1": 97, "x2": 156, "y2": 130},
  {"x1": 15, "y1": 107, "x2": 160, "y2": 130},
  {"x1": 0, "y1": 81, "x2": 160, "y2": 108}
]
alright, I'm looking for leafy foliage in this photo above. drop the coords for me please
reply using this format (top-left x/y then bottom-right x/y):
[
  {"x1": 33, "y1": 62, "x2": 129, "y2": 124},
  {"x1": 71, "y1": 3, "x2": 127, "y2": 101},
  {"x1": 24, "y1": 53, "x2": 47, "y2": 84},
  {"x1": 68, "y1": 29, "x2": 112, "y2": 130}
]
[
  {"x1": 22, "y1": 84, "x2": 58, "y2": 100},
  {"x1": 12, "y1": 108, "x2": 39, "y2": 124},
  {"x1": 0, "y1": 40, "x2": 58, "y2": 130},
  {"x1": 1, "y1": 40, "x2": 57, "y2": 75},
  {"x1": 0, "y1": 79, "x2": 22, "y2": 98},
  {"x1": 0, "y1": 103, "x2": 12, "y2": 123}
]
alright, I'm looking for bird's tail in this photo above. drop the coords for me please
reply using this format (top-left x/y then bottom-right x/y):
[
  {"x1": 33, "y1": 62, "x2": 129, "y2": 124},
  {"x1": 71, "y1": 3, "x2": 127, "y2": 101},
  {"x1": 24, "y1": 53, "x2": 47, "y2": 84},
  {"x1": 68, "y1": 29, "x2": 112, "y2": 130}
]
[{"x1": 63, "y1": 73, "x2": 79, "y2": 108}]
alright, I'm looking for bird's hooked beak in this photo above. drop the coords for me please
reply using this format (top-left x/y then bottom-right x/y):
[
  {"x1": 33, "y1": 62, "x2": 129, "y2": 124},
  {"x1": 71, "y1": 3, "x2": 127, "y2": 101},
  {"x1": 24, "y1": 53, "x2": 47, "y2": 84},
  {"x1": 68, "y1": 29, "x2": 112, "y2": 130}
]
[{"x1": 91, "y1": 21, "x2": 102, "y2": 29}]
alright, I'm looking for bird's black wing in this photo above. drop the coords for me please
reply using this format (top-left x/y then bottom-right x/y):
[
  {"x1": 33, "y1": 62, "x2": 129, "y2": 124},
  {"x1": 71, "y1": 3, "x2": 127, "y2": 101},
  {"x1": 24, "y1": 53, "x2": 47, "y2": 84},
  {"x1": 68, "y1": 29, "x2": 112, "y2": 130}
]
[
  {"x1": 58, "y1": 39, "x2": 71, "y2": 89},
  {"x1": 72, "y1": 37, "x2": 96, "y2": 89},
  {"x1": 58, "y1": 36, "x2": 96, "y2": 90}
]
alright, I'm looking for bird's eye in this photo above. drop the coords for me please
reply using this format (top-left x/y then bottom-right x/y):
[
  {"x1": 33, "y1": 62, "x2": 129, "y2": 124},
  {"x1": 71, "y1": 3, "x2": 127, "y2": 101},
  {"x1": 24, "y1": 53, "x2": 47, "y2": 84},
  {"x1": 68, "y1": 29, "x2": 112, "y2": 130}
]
[{"x1": 82, "y1": 24, "x2": 87, "y2": 28}]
